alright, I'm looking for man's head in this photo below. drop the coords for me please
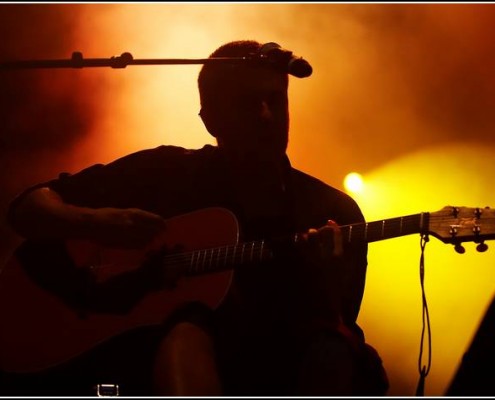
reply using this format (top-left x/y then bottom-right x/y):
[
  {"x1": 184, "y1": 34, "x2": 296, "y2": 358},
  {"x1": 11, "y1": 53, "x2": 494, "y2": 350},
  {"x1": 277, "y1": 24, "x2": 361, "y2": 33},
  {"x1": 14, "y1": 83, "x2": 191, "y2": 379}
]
[{"x1": 198, "y1": 40, "x2": 289, "y2": 162}]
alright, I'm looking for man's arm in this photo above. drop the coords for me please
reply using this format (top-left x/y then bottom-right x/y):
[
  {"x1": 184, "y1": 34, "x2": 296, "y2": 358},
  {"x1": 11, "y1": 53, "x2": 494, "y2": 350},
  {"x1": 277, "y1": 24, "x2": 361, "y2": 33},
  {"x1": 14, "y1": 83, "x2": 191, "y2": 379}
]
[{"x1": 9, "y1": 186, "x2": 167, "y2": 249}]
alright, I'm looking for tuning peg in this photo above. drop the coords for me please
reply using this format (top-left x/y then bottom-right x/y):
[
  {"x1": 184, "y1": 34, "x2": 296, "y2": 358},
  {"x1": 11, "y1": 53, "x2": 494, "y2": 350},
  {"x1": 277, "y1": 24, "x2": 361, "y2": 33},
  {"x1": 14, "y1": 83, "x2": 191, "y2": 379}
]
[
  {"x1": 454, "y1": 243, "x2": 466, "y2": 254},
  {"x1": 476, "y1": 242, "x2": 489, "y2": 253}
]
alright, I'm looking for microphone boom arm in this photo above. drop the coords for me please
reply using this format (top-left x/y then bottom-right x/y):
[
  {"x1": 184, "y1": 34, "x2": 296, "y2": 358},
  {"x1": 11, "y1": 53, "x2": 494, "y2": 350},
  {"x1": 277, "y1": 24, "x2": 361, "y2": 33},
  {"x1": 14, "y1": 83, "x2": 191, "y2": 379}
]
[{"x1": 0, "y1": 51, "x2": 251, "y2": 70}]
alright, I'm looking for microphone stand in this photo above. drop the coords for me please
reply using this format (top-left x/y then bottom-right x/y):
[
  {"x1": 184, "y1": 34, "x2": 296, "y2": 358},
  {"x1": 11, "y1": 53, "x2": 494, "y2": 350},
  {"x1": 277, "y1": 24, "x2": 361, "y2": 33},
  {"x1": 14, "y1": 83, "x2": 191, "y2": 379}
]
[{"x1": 0, "y1": 51, "x2": 252, "y2": 70}]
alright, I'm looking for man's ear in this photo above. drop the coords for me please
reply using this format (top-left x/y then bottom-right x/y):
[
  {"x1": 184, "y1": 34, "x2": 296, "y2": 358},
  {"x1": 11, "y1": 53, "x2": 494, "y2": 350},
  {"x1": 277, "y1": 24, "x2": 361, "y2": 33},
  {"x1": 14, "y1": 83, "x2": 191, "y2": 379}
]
[{"x1": 199, "y1": 108, "x2": 217, "y2": 138}]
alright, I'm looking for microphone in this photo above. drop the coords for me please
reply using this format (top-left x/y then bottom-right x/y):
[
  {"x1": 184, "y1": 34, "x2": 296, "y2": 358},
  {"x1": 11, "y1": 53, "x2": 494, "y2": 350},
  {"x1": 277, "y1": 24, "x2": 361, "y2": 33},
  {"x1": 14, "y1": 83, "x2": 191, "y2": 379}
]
[{"x1": 257, "y1": 42, "x2": 313, "y2": 78}]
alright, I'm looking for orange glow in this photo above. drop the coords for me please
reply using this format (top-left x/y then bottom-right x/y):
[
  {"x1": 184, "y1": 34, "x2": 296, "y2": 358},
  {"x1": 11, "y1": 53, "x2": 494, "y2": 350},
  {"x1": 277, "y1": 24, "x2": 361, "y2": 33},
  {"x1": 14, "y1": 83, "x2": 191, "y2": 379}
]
[{"x1": 2, "y1": 3, "x2": 495, "y2": 396}]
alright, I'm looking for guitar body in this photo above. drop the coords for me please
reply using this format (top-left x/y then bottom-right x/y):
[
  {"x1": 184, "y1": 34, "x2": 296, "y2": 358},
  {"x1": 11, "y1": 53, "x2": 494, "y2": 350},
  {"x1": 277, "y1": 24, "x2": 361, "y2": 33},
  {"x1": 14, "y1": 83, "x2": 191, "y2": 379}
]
[{"x1": 0, "y1": 207, "x2": 238, "y2": 373}]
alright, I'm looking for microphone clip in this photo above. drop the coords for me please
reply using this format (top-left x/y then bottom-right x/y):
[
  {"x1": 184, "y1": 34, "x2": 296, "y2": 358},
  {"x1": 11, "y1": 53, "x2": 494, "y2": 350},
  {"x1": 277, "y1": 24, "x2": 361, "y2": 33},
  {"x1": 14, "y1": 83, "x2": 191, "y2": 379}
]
[{"x1": 255, "y1": 42, "x2": 313, "y2": 78}]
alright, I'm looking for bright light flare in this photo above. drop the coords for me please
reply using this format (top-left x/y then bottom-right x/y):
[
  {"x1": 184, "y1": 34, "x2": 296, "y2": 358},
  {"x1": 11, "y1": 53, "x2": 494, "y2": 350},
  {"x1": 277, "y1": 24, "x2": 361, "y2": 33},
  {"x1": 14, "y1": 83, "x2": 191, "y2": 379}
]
[{"x1": 344, "y1": 172, "x2": 364, "y2": 194}]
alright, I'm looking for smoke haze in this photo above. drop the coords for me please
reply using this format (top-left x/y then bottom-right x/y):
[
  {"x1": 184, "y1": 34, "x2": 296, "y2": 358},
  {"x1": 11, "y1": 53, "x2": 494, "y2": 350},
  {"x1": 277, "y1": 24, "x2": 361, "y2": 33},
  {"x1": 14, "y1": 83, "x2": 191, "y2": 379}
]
[{"x1": 1, "y1": 4, "x2": 495, "y2": 395}]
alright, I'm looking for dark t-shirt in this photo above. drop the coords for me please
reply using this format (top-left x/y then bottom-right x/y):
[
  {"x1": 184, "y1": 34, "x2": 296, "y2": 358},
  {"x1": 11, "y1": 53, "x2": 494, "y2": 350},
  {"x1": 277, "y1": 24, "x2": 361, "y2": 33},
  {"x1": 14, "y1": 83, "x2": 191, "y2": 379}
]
[
  {"x1": 6, "y1": 144, "x2": 370, "y2": 395},
  {"x1": 37, "y1": 144, "x2": 367, "y2": 324}
]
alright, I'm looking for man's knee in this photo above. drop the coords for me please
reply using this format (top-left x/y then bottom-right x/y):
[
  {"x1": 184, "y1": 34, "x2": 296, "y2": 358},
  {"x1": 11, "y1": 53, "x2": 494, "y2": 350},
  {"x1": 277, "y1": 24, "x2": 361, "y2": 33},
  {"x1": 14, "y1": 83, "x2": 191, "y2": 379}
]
[
  {"x1": 152, "y1": 322, "x2": 221, "y2": 395},
  {"x1": 163, "y1": 321, "x2": 212, "y2": 347}
]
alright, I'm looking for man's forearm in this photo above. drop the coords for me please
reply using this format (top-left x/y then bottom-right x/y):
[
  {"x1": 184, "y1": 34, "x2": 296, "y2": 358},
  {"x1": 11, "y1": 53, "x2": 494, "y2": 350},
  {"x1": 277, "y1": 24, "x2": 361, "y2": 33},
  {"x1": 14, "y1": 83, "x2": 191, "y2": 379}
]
[{"x1": 8, "y1": 186, "x2": 96, "y2": 240}]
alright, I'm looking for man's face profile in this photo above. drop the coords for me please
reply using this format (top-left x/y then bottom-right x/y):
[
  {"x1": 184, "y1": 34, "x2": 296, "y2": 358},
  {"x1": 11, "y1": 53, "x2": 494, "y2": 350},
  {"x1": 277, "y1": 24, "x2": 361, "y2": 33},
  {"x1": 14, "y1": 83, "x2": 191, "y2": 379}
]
[{"x1": 209, "y1": 66, "x2": 289, "y2": 161}]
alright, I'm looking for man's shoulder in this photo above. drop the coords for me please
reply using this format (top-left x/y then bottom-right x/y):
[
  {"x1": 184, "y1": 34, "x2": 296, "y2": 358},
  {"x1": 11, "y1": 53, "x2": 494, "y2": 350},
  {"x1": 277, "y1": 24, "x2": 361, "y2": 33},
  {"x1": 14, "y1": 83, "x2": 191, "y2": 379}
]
[
  {"x1": 290, "y1": 168, "x2": 347, "y2": 199},
  {"x1": 110, "y1": 144, "x2": 217, "y2": 167},
  {"x1": 290, "y1": 167, "x2": 364, "y2": 220},
  {"x1": 130, "y1": 143, "x2": 216, "y2": 159}
]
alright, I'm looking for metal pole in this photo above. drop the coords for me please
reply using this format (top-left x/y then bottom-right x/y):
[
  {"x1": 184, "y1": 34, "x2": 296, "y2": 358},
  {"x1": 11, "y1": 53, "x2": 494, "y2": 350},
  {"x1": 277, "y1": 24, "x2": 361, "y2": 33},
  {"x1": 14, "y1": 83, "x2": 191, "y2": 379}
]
[{"x1": 0, "y1": 52, "x2": 252, "y2": 70}]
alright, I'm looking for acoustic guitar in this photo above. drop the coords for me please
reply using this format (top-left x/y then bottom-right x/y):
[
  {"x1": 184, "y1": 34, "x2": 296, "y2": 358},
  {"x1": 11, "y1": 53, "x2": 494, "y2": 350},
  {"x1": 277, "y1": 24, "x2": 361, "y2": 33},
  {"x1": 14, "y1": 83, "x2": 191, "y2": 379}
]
[{"x1": 0, "y1": 206, "x2": 493, "y2": 373}]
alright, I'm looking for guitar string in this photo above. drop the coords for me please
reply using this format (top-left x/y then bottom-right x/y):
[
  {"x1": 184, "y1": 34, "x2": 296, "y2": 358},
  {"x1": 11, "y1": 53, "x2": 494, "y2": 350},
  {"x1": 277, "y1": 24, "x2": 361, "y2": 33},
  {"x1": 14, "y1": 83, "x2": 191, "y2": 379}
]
[
  {"x1": 156, "y1": 215, "x2": 422, "y2": 266},
  {"x1": 90, "y1": 241, "x2": 268, "y2": 272},
  {"x1": 88, "y1": 214, "x2": 494, "y2": 271}
]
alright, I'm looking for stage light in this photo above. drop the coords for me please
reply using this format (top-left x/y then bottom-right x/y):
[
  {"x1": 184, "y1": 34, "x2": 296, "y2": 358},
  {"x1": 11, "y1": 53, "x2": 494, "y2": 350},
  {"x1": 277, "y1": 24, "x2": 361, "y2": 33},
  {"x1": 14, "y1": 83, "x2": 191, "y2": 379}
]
[{"x1": 344, "y1": 172, "x2": 364, "y2": 194}]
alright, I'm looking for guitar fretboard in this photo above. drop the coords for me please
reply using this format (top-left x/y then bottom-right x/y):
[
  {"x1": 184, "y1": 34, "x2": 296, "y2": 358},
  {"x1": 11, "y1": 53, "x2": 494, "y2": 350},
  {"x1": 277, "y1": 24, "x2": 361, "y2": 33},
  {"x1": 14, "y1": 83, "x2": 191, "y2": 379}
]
[
  {"x1": 167, "y1": 241, "x2": 272, "y2": 276},
  {"x1": 340, "y1": 213, "x2": 428, "y2": 244},
  {"x1": 166, "y1": 212, "x2": 428, "y2": 276}
]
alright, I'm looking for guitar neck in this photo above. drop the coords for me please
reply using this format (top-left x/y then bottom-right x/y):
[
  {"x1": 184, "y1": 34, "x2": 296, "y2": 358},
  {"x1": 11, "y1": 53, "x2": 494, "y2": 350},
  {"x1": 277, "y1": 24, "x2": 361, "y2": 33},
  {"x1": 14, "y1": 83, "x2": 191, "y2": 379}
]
[
  {"x1": 175, "y1": 212, "x2": 429, "y2": 277},
  {"x1": 340, "y1": 212, "x2": 428, "y2": 244}
]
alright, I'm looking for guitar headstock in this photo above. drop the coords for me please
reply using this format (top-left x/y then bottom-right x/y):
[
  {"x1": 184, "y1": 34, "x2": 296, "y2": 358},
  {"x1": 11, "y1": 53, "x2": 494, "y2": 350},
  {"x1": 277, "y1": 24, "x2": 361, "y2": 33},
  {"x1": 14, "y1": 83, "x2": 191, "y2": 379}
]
[{"x1": 428, "y1": 206, "x2": 495, "y2": 253}]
